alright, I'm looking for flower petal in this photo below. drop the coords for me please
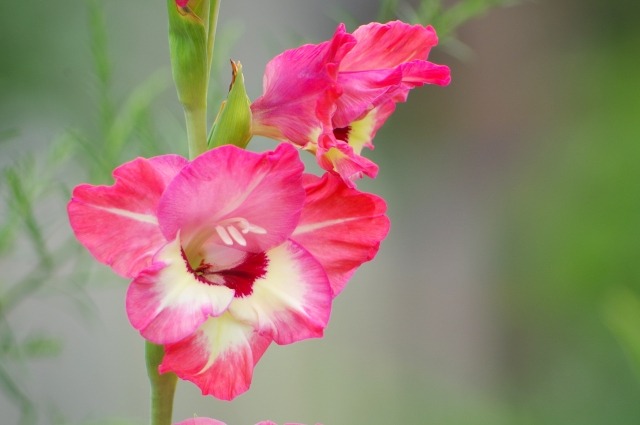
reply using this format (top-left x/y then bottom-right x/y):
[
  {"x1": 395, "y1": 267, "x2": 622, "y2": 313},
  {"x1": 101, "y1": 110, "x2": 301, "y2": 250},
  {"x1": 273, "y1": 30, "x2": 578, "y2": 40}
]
[
  {"x1": 160, "y1": 313, "x2": 271, "y2": 400},
  {"x1": 341, "y1": 21, "x2": 439, "y2": 71},
  {"x1": 332, "y1": 68, "x2": 401, "y2": 127},
  {"x1": 228, "y1": 240, "x2": 332, "y2": 345},
  {"x1": 316, "y1": 133, "x2": 379, "y2": 186},
  {"x1": 67, "y1": 155, "x2": 187, "y2": 278},
  {"x1": 338, "y1": 100, "x2": 397, "y2": 155},
  {"x1": 251, "y1": 24, "x2": 356, "y2": 145},
  {"x1": 333, "y1": 22, "x2": 450, "y2": 126},
  {"x1": 174, "y1": 419, "x2": 226, "y2": 425},
  {"x1": 126, "y1": 238, "x2": 235, "y2": 344},
  {"x1": 158, "y1": 144, "x2": 305, "y2": 254},
  {"x1": 292, "y1": 173, "x2": 390, "y2": 296}
]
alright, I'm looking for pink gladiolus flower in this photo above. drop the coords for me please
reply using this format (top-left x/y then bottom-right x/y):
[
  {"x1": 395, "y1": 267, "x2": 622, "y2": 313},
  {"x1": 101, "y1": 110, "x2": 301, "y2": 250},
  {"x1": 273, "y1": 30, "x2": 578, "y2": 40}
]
[
  {"x1": 175, "y1": 0, "x2": 189, "y2": 7},
  {"x1": 68, "y1": 143, "x2": 389, "y2": 400},
  {"x1": 251, "y1": 20, "x2": 450, "y2": 186},
  {"x1": 175, "y1": 419, "x2": 322, "y2": 425}
]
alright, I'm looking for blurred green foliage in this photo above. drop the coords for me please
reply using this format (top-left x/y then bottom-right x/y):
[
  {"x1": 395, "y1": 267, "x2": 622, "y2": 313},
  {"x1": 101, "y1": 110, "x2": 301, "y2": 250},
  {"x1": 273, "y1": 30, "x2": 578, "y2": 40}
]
[
  {"x1": 0, "y1": 2, "x2": 174, "y2": 423},
  {"x1": 501, "y1": 26, "x2": 640, "y2": 425}
]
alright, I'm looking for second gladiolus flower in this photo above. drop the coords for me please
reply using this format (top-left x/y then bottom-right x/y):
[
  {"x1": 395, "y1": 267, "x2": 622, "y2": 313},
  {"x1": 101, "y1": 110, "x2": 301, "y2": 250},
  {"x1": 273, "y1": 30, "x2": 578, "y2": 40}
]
[
  {"x1": 67, "y1": 143, "x2": 389, "y2": 400},
  {"x1": 251, "y1": 20, "x2": 451, "y2": 186}
]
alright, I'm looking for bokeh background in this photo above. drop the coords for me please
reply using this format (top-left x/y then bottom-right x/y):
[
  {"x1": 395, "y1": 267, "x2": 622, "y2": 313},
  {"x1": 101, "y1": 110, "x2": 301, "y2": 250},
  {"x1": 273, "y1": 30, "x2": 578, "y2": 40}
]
[{"x1": 2, "y1": 0, "x2": 640, "y2": 424}]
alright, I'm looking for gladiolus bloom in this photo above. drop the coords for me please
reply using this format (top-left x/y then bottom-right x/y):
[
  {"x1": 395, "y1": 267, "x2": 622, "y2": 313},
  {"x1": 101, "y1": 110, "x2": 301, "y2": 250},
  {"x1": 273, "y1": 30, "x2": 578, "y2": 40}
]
[
  {"x1": 68, "y1": 144, "x2": 389, "y2": 400},
  {"x1": 251, "y1": 20, "x2": 450, "y2": 186}
]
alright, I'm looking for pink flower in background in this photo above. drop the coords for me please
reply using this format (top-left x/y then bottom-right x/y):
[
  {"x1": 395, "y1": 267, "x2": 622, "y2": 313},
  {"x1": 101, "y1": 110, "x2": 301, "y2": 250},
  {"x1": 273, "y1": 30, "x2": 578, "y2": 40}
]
[
  {"x1": 175, "y1": 419, "x2": 322, "y2": 425},
  {"x1": 68, "y1": 143, "x2": 389, "y2": 400},
  {"x1": 252, "y1": 20, "x2": 450, "y2": 186}
]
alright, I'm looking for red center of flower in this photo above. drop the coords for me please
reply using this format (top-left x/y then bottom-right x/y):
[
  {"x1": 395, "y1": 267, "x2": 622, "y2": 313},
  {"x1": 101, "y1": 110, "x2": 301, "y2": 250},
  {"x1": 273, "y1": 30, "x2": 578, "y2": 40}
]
[
  {"x1": 182, "y1": 248, "x2": 269, "y2": 298},
  {"x1": 333, "y1": 126, "x2": 352, "y2": 142}
]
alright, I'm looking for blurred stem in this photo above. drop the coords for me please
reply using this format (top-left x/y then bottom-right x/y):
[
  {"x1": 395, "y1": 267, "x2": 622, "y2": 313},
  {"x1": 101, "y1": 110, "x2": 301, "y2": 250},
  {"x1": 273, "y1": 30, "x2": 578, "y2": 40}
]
[
  {"x1": 185, "y1": 107, "x2": 208, "y2": 159},
  {"x1": 146, "y1": 342, "x2": 177, "y2": 425},
  {"x1": 0, "y1": 362, "x2": 36, "y2": 425}
]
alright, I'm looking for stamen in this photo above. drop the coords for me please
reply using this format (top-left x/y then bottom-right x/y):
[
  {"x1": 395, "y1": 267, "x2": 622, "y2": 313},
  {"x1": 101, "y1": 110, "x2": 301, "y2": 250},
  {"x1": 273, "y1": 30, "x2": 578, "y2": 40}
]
[
  {"x1": 247, "y1": 223, "x2": 267, "y2": 234},
  {"x1": 215, "y1": 217, "x2": 268, "y2": 246},
  {"x1": 226, "y1": 225, "x2": 247, "y2": 246},
  {"x1": 215, "y1": 225, "x2": 233, "y2": 245}
]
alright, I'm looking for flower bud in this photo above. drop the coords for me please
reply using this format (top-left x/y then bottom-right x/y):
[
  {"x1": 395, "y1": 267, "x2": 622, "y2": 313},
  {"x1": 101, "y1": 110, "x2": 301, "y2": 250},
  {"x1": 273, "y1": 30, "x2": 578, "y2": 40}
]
[
  {"x1": 208, "y1": 61, "x2": 253, "y2": 149},
  {"x1": 167, "y1": 0, "x2": 209, "y2": 110}
]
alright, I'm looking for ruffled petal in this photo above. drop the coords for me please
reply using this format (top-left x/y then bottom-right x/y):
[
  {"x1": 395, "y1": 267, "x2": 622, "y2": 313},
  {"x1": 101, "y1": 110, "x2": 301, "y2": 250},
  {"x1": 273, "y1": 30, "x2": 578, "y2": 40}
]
[
  {"x1": 398, "y1": 60, "x2": 452, "y2": 89},
  {"x1": 160, "y1": 313, "x2": 272, "y2": 400},
  {"x1": 316, "y1": 133, "x2": 379, "y2": 186},
  {"x1": 251, "y1": 24, "x2": 356, "y2": 145},
  {"x1": 292, "y1": 173, "x2": 390, "y2": 296},
  {"x1": 335, "y1": 21, "x2": 450, "y2": 125},
  {"x1": 67, "y1": 155, "x2": 187, "y2": 278},
  {"x1": 333, "y1": 100, "x2": 396, "y2": 158},
  {"x1": 126, "y1": 238, "x2": 235, "y2": 344},
  {"x1": 158, "y1": 144, "x2": 305, "y2": 255},
  {"x1": 228, "y1": 240, "x2": 332, "y2": 345},
  {"x1": 341, "y1": 21, "x2": 439, "y2": 71},
  {"x1": 332, "y1": 68, "x2": 401, "y2": 127}
]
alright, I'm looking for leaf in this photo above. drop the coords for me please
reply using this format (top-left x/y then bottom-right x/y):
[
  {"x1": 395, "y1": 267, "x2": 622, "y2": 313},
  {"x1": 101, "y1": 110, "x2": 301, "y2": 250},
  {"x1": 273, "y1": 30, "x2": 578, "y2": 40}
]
[{"x1": 19, "y1": 334, "x2": 63, "y2": 359}]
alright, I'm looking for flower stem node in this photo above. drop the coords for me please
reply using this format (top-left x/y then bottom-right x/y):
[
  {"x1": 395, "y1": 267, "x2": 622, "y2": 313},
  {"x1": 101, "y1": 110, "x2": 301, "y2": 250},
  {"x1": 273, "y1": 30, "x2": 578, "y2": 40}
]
[{"x1": 208, "y1": 61, "x2": 253, "y2": 149}]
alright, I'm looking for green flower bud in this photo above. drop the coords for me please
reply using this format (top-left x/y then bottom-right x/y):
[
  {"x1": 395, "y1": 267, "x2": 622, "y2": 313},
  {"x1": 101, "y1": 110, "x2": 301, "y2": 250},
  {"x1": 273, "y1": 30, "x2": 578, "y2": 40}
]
[
  {"x1": 208, "y1": 61, "x2": 253, "y2": 149},
  {"x1": 167, "y1": 0, "x2": 209, "y2": 110}
]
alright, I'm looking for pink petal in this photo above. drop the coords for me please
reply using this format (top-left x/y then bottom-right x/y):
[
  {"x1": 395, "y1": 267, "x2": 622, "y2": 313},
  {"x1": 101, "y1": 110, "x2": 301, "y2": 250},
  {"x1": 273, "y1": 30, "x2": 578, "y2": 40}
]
[
  {"x1": 341, "y1": 100, "x2": 396, "y2": 154},
  {"x1": 399, "y1": 60, "x2": 452, "y2": 89},
  {"x1": 174, "y1": 420, "x2": 321, "y2": 425},
  {"x1": 67, "y1": 155, "x2": 187, "y2": 278},
  {"x1": 340, "y1": 21, "x2": 439, "y2": 71},
  {"x1": 228, "y1": 240, "x2": 332, "y2": 345},
  {"x1": 316, "y1": 133, "x2": 379, "y2": 186},
  {"x1": 292, "y1": 173, "x2": 390, "y2": 296},
  {"x1": 332, "y1": 68, "x2": 401, "y2": 127},
  {"x1": 174, "y1": 419, "x2": 226, "y2": 425},
  {"x1": 160, "y1": 314, "x2": 271, "y2": 400},
  {"x1": 157, "y1": 144, "x2": 305, "y2": 254},
  {"x1": 251, "y1": 24, "x2": 356, "y2": 145},
  {"x1": 333, "y1": 22, "x2": 450, "y2": 126},
  {"x1": 126, "y1": 238, "x2": 235, "y2": 344}
]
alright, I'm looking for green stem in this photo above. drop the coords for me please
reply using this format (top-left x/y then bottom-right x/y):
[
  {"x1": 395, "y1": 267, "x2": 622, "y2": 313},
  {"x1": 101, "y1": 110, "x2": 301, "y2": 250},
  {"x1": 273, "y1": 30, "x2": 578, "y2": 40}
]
[
  {"x1": 185, "y1": 106, "x2": 208, "y2": 159},
  {"x1": 146, "y1": 342, "x2": 178, "y2": 425},
  {"x1": 206, "y1": 0, "x2": 221, "y2": 77}
]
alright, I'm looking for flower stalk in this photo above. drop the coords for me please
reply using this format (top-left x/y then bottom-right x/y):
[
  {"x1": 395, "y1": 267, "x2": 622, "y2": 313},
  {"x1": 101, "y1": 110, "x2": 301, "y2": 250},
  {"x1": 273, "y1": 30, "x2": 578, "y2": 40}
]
[
  {"x1": 167, "y1": 0, "x2": 222, "y2": 159},
  {"x1": 184, "y1": 106, "x2": 208, "y2": 159},
  {"x1": 146, "y1": 341, "x2": 178, "y2": 425}
]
